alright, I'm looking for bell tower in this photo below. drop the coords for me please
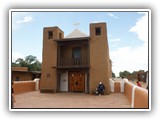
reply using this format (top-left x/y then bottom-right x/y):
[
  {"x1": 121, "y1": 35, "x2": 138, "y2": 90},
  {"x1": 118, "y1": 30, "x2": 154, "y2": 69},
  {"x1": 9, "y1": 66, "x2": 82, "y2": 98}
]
[
  {"x1": 89, "y1": 22, "x2": 111, "y2": 95},
  {"x1": 40, "y1": 26, "x2": 64, "y2": 92}
]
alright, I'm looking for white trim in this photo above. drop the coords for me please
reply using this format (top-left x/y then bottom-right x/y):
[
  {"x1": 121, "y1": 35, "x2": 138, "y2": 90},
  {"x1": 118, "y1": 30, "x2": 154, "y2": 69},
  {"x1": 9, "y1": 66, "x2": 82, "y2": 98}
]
[
  {"x1": 120, "y1": 80, "x2": 124, "y2": 92},
  {"x1": 121, "y1": 78, "x2": 129, "y2": 92},
  {"x1": 9, "y1": 8, "x2": 151, "y2": 111},
  {"x1": 131, "y1": 85, "x2": 137, "y2": 108},
  {"x1": 109, "y1": 78, "x2": 114, "y2": 92},
  {"x1": 34, "y1": 78, "x2": 40, "y2": 91}
]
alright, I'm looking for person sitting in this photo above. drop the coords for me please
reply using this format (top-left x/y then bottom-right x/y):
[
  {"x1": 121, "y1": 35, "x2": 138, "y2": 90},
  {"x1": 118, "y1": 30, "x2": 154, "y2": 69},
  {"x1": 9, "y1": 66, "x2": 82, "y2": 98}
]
[{"x1": 97, "y1": 82, "x2": 105, "y2": 95}]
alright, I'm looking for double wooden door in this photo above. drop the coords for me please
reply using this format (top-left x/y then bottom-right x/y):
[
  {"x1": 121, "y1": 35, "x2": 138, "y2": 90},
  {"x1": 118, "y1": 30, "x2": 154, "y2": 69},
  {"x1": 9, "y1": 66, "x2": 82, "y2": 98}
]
[{"x1": 69, "y1": 72, "x2": 85, "y2": 92}]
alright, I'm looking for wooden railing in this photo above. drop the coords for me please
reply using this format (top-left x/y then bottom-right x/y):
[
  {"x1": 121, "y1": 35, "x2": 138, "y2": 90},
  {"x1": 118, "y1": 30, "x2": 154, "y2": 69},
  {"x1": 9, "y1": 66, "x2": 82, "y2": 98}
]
[{"x1": 57, "y1": 58, "x2": 89, "y2": 67}]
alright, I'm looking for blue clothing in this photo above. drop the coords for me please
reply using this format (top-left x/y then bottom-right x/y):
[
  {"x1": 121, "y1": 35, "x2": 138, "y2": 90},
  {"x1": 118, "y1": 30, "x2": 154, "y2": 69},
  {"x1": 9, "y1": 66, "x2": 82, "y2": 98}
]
[{"x1": 98, "y1": 84, "x2": 105, "y2": 93}]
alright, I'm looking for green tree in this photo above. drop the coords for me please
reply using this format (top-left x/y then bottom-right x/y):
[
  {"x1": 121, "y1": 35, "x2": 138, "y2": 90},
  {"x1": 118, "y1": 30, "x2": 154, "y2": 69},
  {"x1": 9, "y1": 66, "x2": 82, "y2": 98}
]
[
  {"x1": 112, "y1": 72, "x2": 116, "y2": 78},
  {"x1": 119, "y1": 70, "x2": 131, "y2": 78},
  {"x1": 13, "y1": 55, "x2": 41, "y2": 71},
  {"x1": 25, "y1": 55, "x2": 37, "y2": 65},
  {"x1": 15, "y1": 58, "x2": 28, "y2": 67},
  {"x1": 29, "y1": 61, "x2": 41, "y2": 71}
]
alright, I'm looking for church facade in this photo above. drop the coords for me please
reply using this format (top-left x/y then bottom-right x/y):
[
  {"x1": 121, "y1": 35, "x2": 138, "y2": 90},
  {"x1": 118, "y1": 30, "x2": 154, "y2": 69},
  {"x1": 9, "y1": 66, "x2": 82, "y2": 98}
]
[{"x1": 40, "y1": 22, "x2": 112, "y2": 94}]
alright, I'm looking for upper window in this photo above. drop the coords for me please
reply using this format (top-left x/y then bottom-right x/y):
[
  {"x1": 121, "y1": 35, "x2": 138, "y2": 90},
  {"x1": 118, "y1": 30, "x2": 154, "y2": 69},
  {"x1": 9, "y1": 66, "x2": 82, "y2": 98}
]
[
  {"x1": 95, "y1": 27, "x2": 101, "y2": 36},
  {"x1": 59, "y1": 33, "x2": 62, "y2": 39},
  {"x1": 72, "y1": 47, "x2": 81, "y2": 58},
  {"x1": 48, "y1": 31, "x2": 53, "y2": 39}
]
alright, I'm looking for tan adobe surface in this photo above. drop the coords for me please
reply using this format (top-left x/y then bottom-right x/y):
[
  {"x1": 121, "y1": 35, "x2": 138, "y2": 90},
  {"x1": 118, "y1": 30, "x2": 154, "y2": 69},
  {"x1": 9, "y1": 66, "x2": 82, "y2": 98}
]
[{"x1": 12, "y1": 67, "x2": 28, "y2": 72}]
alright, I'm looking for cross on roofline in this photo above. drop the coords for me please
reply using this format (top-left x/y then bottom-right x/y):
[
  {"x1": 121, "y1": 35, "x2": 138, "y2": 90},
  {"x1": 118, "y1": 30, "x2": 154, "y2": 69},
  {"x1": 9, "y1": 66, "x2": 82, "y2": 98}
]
[{"x1": 73, "y1": 22, "x2": 80, "y2": 28}]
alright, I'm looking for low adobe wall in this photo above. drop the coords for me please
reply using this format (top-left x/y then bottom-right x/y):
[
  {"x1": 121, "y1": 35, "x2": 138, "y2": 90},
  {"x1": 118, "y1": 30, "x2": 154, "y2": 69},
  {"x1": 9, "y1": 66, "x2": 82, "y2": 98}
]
[
  {"x1": 124, "y1": 82, "x2": 133, "y2": 105},
  {"x1": 12, "y1": 79, "x2": 40, "y2": 94},
  {"x1": 110, "y1": 78, "x2": 126, "y2": 93},
  {"x1": 110, "y1": 78, "x2": 148, "y2": 108},
  {"x1": 114, "y1": 81, "x2": 121, "y2": 93},
  {"x1": 124, "y1": 81, "x2": 148, "y2": 108},
  {"x1": 13, "y1": 81, "x2": 35, "y2": 94},
  {"x1": 134, "y1": 87, "x2": 148, "y2": 108}
]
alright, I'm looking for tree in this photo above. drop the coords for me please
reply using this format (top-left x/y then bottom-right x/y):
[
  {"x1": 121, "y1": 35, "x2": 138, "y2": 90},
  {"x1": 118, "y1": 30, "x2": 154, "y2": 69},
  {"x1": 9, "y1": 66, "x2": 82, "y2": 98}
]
[
  {"x1": 29, "y1": 61, "x2": 41, "y2": 71},
  {"x1": 12, "y1": 55, "x2": 41, "y2": 71},
  {"x1": 119, "y1": 70, "x2": 131, "y2": 78},
  {"x1": 25, "y1": 55, "x2": 37, "y2": 65},
  {"x1": 15, "y1": 58, "x2": 28, "y2": 67},
  {"x1": 112, "y1": 72, "x2": 116, "y2": 78}
]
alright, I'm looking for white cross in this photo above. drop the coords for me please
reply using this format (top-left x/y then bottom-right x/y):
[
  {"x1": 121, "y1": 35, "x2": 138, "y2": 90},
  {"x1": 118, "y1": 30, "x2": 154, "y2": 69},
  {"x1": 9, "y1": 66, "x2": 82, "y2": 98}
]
[{"x1": 73, "y1": 22, "x2": 80, "y2": 28}]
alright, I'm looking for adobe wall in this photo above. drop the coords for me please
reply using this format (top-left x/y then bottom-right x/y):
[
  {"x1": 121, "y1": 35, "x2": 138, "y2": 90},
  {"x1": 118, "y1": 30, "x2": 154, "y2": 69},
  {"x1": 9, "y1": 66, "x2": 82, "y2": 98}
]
[
  {"x1": 109, "y1": 79, "x2": 148, "y2": 108},
  {"x1": 12, "y1": 67, "x2": 28, "y2": 71},
  {"x1": 114, "y1": 81, "x2": 121, "y2": 93},
  {"x1": 134, "y1": 87, "x2": 148, "y2": 108},
  {"x1": 124, "y1": 82, "x2": 133, "y2": 105},
  {"x1": 41, "y1": 27, "x2": 64, "y2": 92},
  {"x1": 110, "y1": 78, "x2": 126, "y2": 93},
  {"x1": 124, "y1": 81, "x2": 148, "y2": 108},
  {"x1": 12, "y1": 71, "x2": 33, "y2": 81},
  {"x1": 89, "y1": 23, "x2": 111, "y2": 95},
  {"x1": 13, "y1": 81, "x2": 35, "y2": 94}
]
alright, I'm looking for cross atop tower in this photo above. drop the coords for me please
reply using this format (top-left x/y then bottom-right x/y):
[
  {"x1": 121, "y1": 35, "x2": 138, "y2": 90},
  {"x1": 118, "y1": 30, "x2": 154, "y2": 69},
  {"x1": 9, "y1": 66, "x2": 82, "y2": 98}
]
[{"x1": 73, "y1": 22, "x2": 80, "y2": 28}]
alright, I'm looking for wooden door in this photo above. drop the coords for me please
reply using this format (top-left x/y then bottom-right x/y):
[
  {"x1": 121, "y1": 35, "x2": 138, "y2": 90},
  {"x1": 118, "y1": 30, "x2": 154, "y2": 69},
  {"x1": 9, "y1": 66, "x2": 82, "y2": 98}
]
[{"x1": 69, "y1": 72, "x2": 85, "y2": 92}]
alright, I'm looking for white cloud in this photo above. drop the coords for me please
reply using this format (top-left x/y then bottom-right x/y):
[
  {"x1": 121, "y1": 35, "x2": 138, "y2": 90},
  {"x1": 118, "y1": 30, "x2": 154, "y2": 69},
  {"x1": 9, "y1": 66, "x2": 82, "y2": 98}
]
[
  {"x1": 110, "y1": 38, "x2": 121, "y2": 42},
  {"x1": 16, "y1": 16, "x2": 33, "y2": 23},
  {"x1": 107, "y1": 13, "x2": 119, "y2": 19},
  {"x1": 110, "y1": 45, "x2": 148, "y2": 76},
  {"x1": 111, "y1": 13, "x2": 148, "y2": 76},
  {"x1": 129, "y1": 12, "x2": 148, "y2": 43},
  {"x1": 12, "y1": 13, "x2": 34, "y2": 30}
]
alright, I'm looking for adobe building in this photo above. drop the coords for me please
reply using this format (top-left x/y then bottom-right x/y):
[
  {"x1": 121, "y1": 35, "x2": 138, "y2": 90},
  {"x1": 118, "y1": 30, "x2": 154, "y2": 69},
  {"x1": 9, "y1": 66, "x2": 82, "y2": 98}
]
[
  {"x1": 12, "y1": 67, "x2": 41, "y2": 81},
  {"x1": 40, "y1": 22, "x2": 112, "y2": 94},
  {"x1": 12, "y1": 67, "x2": 33, "y2": 81},
  {"x1": 127, "y1": 70, "x2": 148, "y2": 82}
]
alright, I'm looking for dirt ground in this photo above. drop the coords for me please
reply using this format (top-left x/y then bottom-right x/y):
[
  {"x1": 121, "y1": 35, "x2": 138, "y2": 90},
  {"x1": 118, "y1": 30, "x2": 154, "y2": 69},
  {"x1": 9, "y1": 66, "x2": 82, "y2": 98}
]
[{"x1": 13, "y1": 91, "x2": 131, "y2": 109}]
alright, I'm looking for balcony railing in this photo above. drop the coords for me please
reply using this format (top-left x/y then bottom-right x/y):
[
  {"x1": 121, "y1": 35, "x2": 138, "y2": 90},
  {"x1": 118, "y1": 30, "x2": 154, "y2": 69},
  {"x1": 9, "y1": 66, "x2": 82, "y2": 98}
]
[{"x1": 57, "y1": 58, "x2": 89, "y2": 67}]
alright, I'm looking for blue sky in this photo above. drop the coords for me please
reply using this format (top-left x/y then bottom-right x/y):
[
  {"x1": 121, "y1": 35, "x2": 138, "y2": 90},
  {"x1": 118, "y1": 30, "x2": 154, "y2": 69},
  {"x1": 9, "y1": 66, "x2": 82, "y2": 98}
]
[{"x1": 11, "y1": 10, "x2": 149, "y2": 76}]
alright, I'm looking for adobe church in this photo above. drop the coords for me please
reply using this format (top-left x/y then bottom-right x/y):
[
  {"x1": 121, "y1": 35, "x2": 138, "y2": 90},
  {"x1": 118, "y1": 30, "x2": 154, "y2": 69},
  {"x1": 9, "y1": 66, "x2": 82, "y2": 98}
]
[{"x1": 40, "y1": 22, "x2": 112, "y2": 95}]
